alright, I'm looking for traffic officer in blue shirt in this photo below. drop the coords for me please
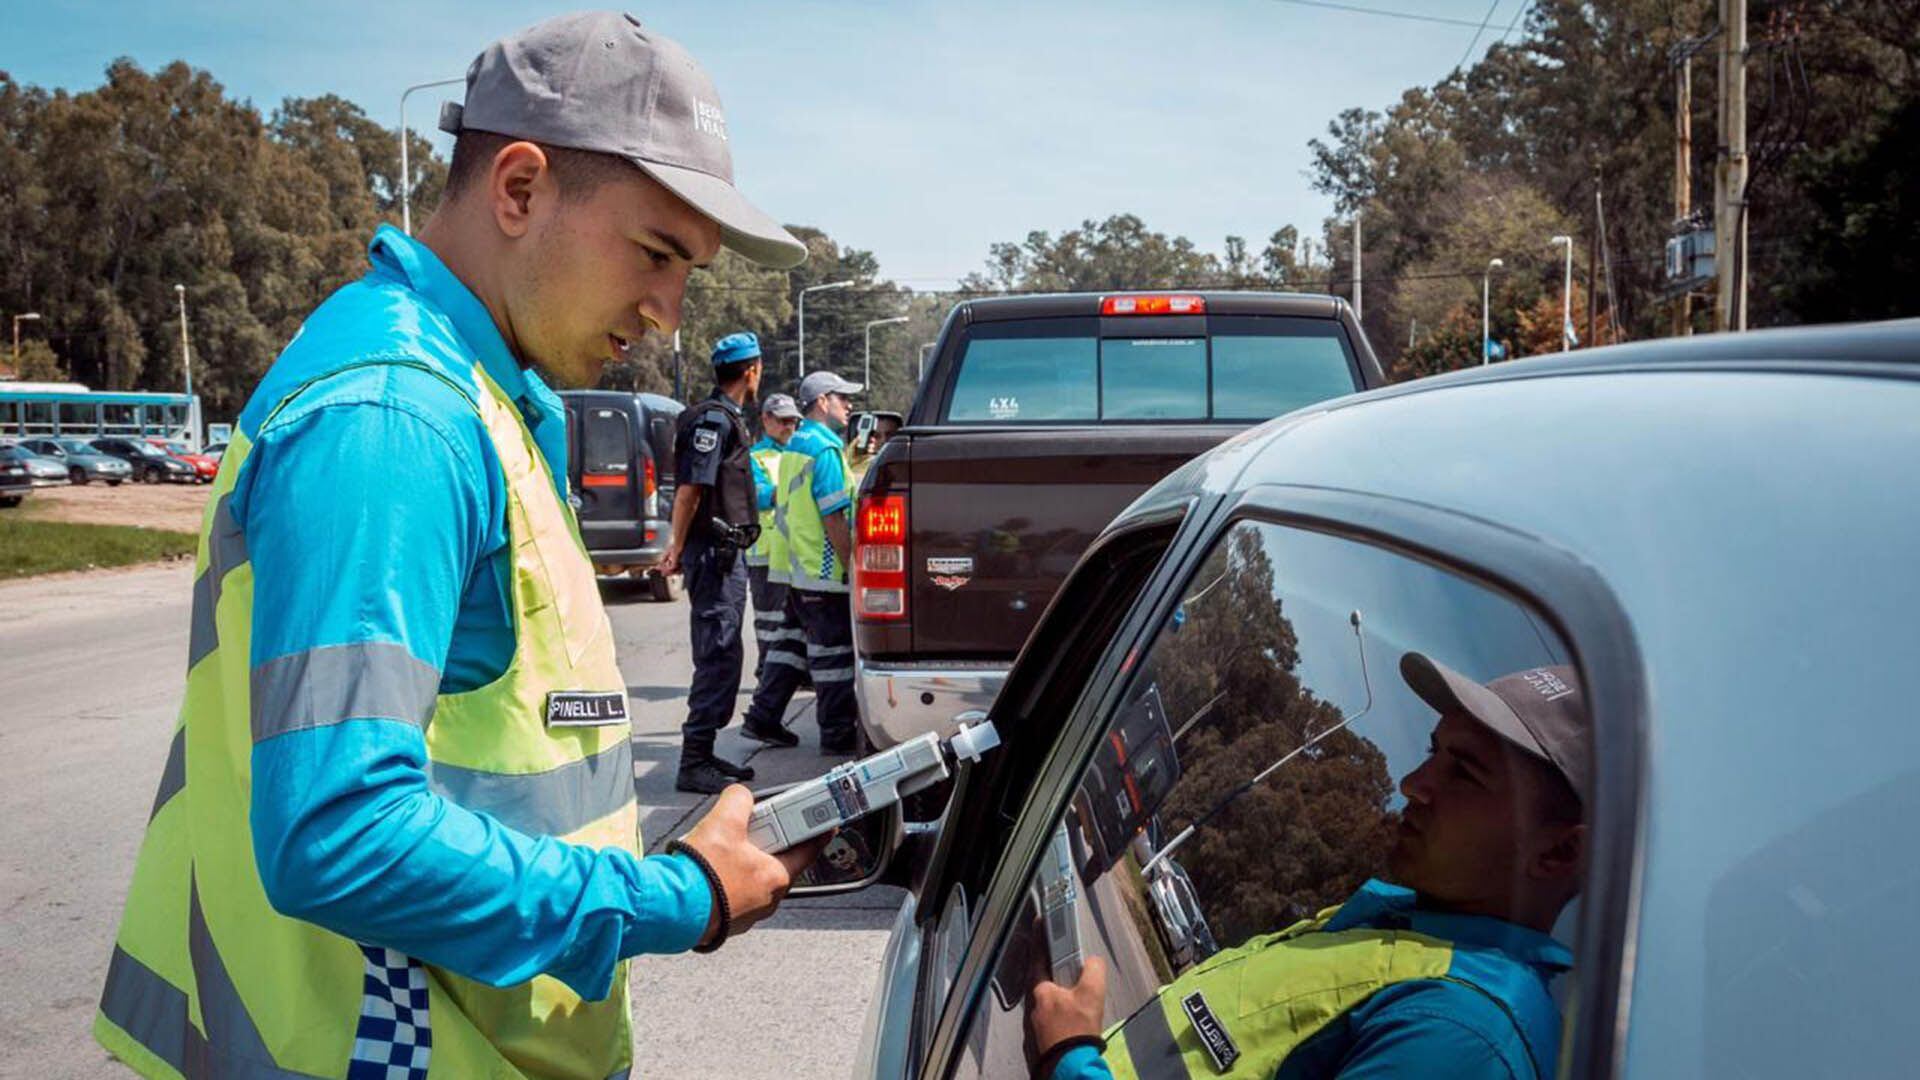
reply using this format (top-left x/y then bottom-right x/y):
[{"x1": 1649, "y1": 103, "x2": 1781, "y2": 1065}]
[
  {"x1": 93, "y1": 14, "x2": 825, "y2": 1080},
  {"x1": 658, "y1": 331, "x2": 767, "y2": 793},
  {"x1": 1028, "y1": 656, "x2": 1589, "y2": 1080}
]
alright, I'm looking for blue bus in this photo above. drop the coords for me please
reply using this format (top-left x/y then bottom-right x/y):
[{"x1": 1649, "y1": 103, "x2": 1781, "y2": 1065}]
[{"x1": 0, "y1": 383, "x2": 203, "y2": 448}]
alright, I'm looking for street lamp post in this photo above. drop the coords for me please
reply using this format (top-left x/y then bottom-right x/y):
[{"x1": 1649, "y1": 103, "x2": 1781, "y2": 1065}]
[
  {"x1": 1550, "y1": 235, "x2": 1574, "y2": 352},
  {"x1": 1481, "y1": 259, "x2": 1503, "y2": 365},
  {"x1": 797, "y1": 280, "x2": 853, "y2": 378},
  {"x1": 399, "y1": 77, "x2": 466, "y2": 236},
  {"x1": 11, "y1": 312, "x2": 41, "y2": 365},
  {"x1": 862, "y1": 316, "x2": 909, "y2": 390}
]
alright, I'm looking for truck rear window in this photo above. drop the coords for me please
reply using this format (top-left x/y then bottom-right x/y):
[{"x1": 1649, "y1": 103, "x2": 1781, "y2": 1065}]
[{"x1": 942, "y1": 315, "x2": 1356, "y2": 424}]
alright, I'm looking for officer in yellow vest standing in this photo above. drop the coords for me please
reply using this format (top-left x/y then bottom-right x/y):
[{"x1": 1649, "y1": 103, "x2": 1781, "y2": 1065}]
[
  {"x1": 1028, "y1": 656, "x2": 1590, "y2": 1080},
  {"x1": 778, "y1": 370, "x2": 866, "y2": 755},
  {"x1": 93, "y1": 13, "x2": 824, "y2": 1079},
  {"x1": 739, "y1": 392, "x2": 807, "y2": 746}
]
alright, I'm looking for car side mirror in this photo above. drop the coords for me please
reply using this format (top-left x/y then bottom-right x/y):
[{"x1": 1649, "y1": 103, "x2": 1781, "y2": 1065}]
[{"x1": 768, "y1": 785, "x2": 903, "y2": 896}]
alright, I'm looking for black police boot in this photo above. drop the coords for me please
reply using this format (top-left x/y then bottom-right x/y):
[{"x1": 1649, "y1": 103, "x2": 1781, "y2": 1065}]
[
  {"x1": 710, "y1": 753, "x2": 755, "y2": 782},
  {"x1": 675, "y1": 759, "x2": 735, "y2": 795},
  {"x1": 741, "y1": 717, "x2": 800, "y2": 748},
  {"x1": 819, "y1": 729, "x2": 860, "y2": 756}
]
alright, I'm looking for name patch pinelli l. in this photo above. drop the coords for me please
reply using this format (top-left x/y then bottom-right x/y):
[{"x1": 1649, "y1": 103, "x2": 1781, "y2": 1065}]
[
  {"x1": 544, "y1": 691, "x2": 629, "y2": 728},
  {"x1": 1181, "y1": 991, "x2": 1240, "y2": 1073}
]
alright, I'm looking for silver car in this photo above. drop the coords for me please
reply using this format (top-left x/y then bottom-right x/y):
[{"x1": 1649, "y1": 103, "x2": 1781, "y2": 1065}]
[
  {"x1": 785, "y1": 320, "x2": 1920, "y2": 1079},
  {"x1": 20, "y1": 437, "x2": 132, "y2": 486}
]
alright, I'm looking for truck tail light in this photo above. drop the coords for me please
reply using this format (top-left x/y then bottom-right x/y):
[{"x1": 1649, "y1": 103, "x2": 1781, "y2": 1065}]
[
  {"x1": 1100, "y1": 294, "x2": 1206, "y2": 316},
  {"x1": 855, "y1": 492, "x2": 907, "y2": 621},
  {"x1": 642, "y1": 456, "x2": 658, "y2": 518}
]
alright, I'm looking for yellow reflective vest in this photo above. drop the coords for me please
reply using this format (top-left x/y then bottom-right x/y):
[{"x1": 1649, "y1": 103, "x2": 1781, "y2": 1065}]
[{"x1": 93, "y1": 361, "x2": 640, "y2": 1080}]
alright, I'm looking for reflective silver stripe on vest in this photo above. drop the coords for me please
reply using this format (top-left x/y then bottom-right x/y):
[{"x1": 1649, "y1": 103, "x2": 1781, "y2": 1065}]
[
  {"x1": 250, "y1": 642, "x2": 442, "y2": 743},
  {"x1": 187, "y1": 496, "x2": 248, "y2": 670},
  {"x1": 1119, "y1": 995, "x2": 1188, "y2": 1080},
  {"x1": 188, "y1": 880, "x2": 327, "y2": 1078},
  {"x1": 150, "y1": 727, "x2": 187, "y2": 821},
  {"x1": 429, "y1": 738, "x2": 635, "y2": 839},
  {"x1": 100, "y1": 946, "x2": 189, "y2": 1073},
  {"x1": 98, "y1": 887, "x2": 327, "y2": 1078}
]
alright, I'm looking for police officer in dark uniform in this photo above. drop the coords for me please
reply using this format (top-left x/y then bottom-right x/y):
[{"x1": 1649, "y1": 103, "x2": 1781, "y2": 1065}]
[{"x1": 659, "y1": 332, "x2": 765, "y2": 794}]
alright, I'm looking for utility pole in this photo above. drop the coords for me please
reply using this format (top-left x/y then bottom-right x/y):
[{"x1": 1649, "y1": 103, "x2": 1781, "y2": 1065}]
[
  {"x1": 1714, "y1": 0, "x2": 1748, "y2": 332},
  {"x1": 1587, "y1": 192, "x2": 1599, "y2": 348},
  {"x1": 1673, "y1": 45, "x2": 1695, "y2": 336},
  {"x1": 175, "y1": 284, "x2": 198, "y2": 448},
  {"x1": 1351, "y1": 214, "x2": 1363, "y2": 319}
]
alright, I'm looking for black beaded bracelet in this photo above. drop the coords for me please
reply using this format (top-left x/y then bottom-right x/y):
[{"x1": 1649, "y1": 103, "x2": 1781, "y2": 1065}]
[
  {"x1": 666, "y1": 839, "x2": 730, "y2": 953},
  {"x1": 1033, "y1": 1034, "x2": 1107, "y2": 1079}
]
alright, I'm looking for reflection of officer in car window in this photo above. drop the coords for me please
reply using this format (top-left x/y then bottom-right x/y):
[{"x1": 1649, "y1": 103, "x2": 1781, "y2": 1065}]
[{"x1": 1030, "y1": 654, "x2": 1589, "y2": 1080}]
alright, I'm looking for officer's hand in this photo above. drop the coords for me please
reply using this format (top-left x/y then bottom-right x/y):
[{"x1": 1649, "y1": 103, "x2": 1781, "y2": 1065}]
[
  {"x1": 680, "y1": 785, "x2": 830, "y2": 944},
  {"x1": 1027, "y1": 956, "x2": 1108, "y2": 1060},
  {"x1": 657, "y1": 545, "x2": 681, "y2": 577}
]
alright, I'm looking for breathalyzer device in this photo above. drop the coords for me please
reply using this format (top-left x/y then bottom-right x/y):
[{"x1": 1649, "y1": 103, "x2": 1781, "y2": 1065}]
[{"x1": 746, "y1": 720, "x2": 1002, "y2": 854}]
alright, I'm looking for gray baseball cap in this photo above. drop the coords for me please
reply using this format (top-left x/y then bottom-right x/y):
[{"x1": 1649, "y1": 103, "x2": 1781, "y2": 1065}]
[
  {"x1": 760, "y1": 393, "x2": 800, "y2": 419},
  {"x1": 439, "y1": 11, "x2": 807, "y2": 269},
  {"x1": 1400, "y1": 652, "x2": 1591, "y2": 809},
  {"x1": 796, "y1": 371, "x2": 863, "y2": 409}
]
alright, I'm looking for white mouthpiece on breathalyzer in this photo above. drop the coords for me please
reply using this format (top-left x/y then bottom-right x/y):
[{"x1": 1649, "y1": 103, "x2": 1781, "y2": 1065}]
[{"x1": 947, "y1": 720, "x2": 1000, "y2": 762}]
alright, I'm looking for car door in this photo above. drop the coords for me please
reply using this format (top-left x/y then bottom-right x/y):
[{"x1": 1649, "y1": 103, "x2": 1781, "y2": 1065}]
[{"x1": 913, "y1": 490, "x2": 1645, "y2": 1080}]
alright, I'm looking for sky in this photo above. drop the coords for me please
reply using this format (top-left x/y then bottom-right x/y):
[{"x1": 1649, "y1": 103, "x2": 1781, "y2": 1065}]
[{"x1": 5, "y1": 0, "x2": 1530, "y2": 290}]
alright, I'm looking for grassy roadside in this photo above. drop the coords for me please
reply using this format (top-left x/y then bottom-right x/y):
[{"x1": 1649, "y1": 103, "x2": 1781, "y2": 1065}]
[{"x1": 0, "y1": 510, "x2": 198, "y2": 579}]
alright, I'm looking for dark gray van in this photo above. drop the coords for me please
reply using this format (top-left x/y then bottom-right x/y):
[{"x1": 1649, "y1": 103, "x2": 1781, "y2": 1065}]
[{"x1": 560, "y1": 390, "x2": 682, "y2": 600}]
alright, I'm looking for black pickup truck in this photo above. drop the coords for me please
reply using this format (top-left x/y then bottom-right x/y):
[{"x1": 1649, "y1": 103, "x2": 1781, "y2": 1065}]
[{"x1": 849, "y1": 291, "x2": 1383, "y2": 747}]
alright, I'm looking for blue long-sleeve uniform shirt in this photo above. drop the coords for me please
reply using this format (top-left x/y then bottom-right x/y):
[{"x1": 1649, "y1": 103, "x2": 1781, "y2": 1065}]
[
  {"x1": 750, "y1": 434, "x2": 781, "y2": 512},
  {"x1": 1054, "y1": 881, "x2": 1570, "y2": 1080},
  {"x1": 235, "y1": 225, "x2": 709, "y2": 1003}
]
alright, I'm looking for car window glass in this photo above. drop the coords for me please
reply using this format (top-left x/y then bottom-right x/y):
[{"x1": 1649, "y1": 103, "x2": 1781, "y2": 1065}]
[
  {"x1": 947, "y1": 334, "x2": 1099, "y2": 423},
  {"x1": 582, "y1": 408, "x2": 632, "y2": 474},
  {"x1": 1099, "y1": 338, "x2": 1207, "y2": 420},
  {"x1": 954, "y1": 520, "x2": 1589, "y2": 1079},
  {"x1": 1210, "y1": 333, "x2": 1357, "y2": 420}
]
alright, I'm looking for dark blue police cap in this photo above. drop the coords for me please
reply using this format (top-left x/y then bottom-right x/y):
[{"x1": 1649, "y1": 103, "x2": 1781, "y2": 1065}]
[{"x1": 711, "y1": 332, "x2": 762, "y2": 366}]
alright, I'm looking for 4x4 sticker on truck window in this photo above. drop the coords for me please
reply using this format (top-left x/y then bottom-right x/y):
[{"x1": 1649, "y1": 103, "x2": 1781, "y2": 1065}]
[{"x1": 987, "y1": 396, "x2": 1020, "y2": 420}]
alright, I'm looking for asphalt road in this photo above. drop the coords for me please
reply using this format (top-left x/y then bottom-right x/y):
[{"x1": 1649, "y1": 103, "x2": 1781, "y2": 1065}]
[{"x1": 0, "y1": 563, "x2": 900, "y2": 1079}]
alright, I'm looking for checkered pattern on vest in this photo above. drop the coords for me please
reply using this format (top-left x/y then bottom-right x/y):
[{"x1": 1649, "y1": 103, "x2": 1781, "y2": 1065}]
[{"x1": 346, "y1": 946, "x2": 432, "y2": 1080}]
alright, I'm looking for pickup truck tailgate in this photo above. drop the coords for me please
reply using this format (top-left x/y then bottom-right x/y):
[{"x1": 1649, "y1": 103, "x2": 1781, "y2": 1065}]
[{"x1": 906, "y1": 426, "x2": 1230, "y2": 657}]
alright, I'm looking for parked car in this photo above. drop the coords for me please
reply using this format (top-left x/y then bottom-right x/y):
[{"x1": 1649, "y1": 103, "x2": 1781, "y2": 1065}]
[
  {"x1": 0, "y1": 444, "x2": 71, "y2": 487},
  {"x1": 201, "y1": 440, "x2": 228, "y2": 463},
  {"x1": 777, "y1": 320, "x2": 1920, "y2": 1080},
  {"x1": 0, "y1": 448, "x2": 32, "y2": 507},
  {"x1": 851, "y1": 292, "x2": 1384, "y2": 750},
  {"x1": 558, "y1": 389, "x2": 682, "y2": 600},
  {"x1": 144, "y1": 437, "x2": 218, "y2": 483},
  {"x1": 20, "y1": 437, "x2": 132, "y2": 485},
  {"x1": 90, "y1": 437, "x2": 195, "y2": 484}
]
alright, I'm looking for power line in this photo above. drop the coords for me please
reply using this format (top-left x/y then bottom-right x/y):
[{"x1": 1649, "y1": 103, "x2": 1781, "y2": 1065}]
[
  {"x1": 1268, "y1": 0, "x2": 1510, "y2": 32},
  {"x1": 1458, "y1": 0, "x2": 1506, "y2": 70}
]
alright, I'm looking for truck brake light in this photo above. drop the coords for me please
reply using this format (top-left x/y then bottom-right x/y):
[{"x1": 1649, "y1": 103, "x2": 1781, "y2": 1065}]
[
  {"x1": 855, "y1": 492, "x2": 907, "y2": 621},
  {"x1": 1100, "y1": 294, "x2": 1205, "y2": 316},
  {"x1": 643, "y1": 457, "x2": 658, "y2": 518}
]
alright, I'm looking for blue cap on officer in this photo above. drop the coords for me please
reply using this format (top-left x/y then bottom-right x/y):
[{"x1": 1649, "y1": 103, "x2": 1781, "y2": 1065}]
[{"x1": 711, "y1": 332, "x2": 762, "y2": 366}]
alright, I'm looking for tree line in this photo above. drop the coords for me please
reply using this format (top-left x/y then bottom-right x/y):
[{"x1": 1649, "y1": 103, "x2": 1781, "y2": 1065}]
[{"x1": 3, "y1": 0, "x2": 1914, "y2": 418}]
